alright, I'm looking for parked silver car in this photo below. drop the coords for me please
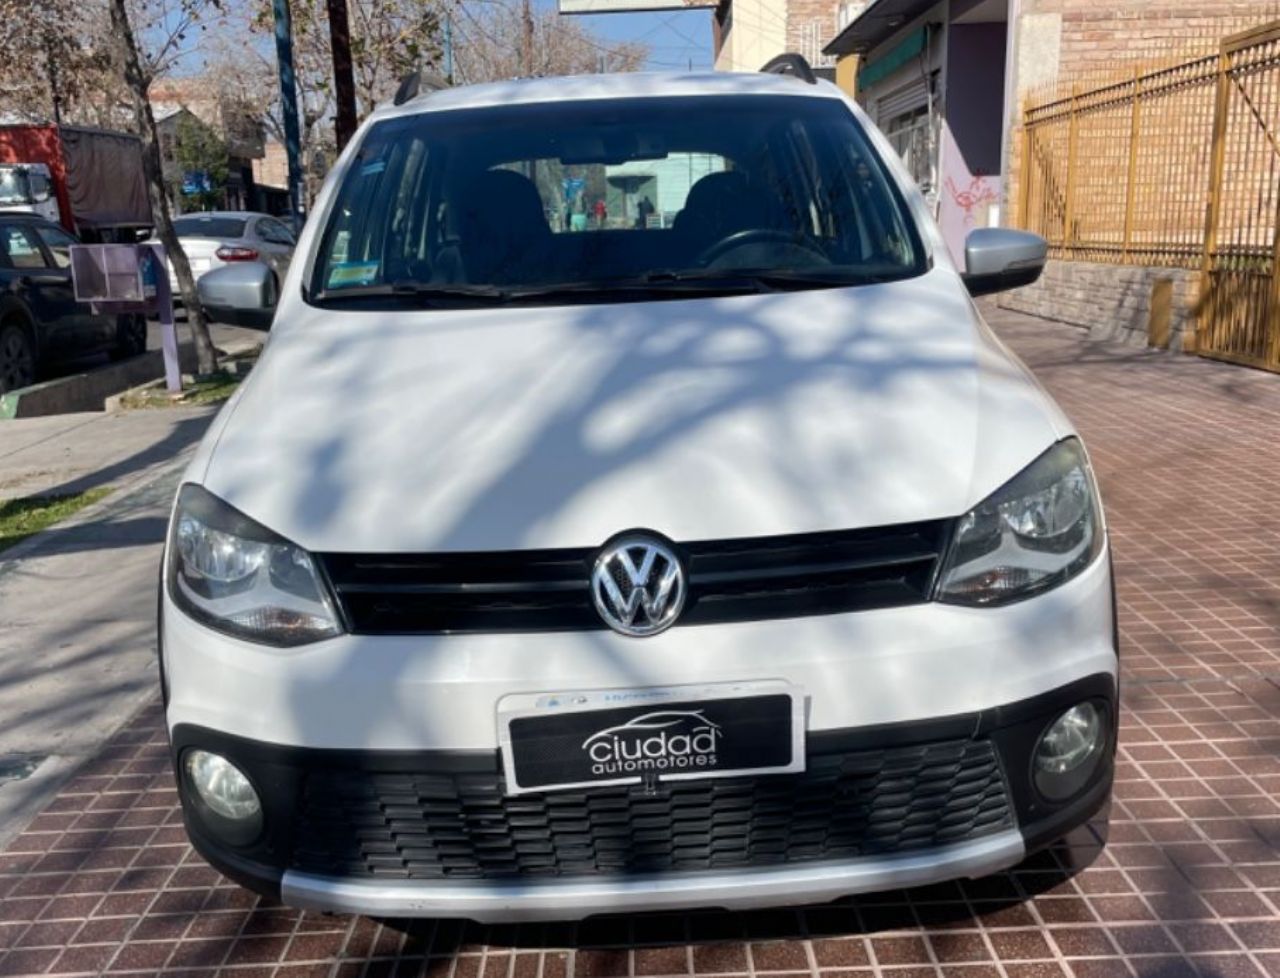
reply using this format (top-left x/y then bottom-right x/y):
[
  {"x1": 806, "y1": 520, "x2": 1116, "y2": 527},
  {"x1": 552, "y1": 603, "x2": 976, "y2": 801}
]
[{"x1": 154, "y1": 211, "x2": 296, "y2": 296}]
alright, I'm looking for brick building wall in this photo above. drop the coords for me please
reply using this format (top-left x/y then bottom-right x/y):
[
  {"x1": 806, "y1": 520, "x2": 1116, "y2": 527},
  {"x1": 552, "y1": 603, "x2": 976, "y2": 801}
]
[
  {"x1": 785, "y1": 0, "x2": 840, "y2": 65},
  {"x1": 1022, "y1": 0, "x2": 1280, "y2": 71},
  {"x1": 252, "y1": 140, "x2": 289, "y2": 192},
  {"x1": 1008, "y1": 0, "x2": 1280, "y2": 205},
  {"x1": 998, "y1": 261, "x2": 1200, "y2": 351}
]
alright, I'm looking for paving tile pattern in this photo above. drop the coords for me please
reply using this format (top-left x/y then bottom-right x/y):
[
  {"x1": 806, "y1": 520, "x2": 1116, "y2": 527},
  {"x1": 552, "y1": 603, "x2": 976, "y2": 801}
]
[{"x1": 2, "y1": 308, "x2": 1279, "y2": 976}]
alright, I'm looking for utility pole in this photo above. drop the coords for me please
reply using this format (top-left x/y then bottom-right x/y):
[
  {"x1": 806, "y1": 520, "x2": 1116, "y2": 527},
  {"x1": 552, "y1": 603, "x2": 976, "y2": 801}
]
[
  {"x1": 271, "y1": 0, "x2": 306, "y2": 231},
  {"x1": 443, "y1": 10, "x2": 454, "y2": 84},
  {"x1": 326, "y1": 0, "x2": 359, "y2": 152},
  {"x1": 521, "y1": 0, "x2": 534, "y2": 76}
]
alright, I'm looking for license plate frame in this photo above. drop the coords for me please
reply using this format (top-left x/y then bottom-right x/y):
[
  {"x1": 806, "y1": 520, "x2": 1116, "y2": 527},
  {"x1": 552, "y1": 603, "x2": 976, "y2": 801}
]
[{"x1": 497, "y1": 680, "x2": 806, "y2": 796}]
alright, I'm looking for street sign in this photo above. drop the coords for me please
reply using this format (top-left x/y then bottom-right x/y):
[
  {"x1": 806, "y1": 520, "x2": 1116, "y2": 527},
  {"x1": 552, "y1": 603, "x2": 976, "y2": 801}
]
[
  {"x1": 181, "y1": 170, "x2": 212, "y2": 195},
  {"x1": 69, "y1": 243, "x2": 182, "y2": 393},
  {"x1": 69, "y1": 244, "x2": 146, "y2": 304}
]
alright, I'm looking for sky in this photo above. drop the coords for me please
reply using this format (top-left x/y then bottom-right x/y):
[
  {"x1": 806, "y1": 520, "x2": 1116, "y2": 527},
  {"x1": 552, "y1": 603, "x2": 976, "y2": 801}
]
[{"x1": 534, "y1": 0, "x2": 717, "y2": 70}]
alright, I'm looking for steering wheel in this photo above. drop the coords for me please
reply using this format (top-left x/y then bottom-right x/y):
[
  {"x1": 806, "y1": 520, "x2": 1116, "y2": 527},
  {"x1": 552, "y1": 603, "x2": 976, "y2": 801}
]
[{"x1": 697, "y1": 228, "x2": 828, "y2": 267}]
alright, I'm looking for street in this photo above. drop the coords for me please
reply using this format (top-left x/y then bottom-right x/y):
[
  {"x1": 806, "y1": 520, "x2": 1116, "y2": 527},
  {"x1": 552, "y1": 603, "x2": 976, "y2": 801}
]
[{"x1": 0, "y1": 306, "x2": 1276, "y2": 976}]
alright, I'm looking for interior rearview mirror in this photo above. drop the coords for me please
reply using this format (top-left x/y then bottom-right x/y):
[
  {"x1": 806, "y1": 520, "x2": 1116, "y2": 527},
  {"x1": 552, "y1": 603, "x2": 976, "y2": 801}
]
[
  {"x1": 962, "y1": 228, "x2": 1048, "y2": 297},
  {"x1": 197, "y1": 262, "x2": 277, "y2": 330}
]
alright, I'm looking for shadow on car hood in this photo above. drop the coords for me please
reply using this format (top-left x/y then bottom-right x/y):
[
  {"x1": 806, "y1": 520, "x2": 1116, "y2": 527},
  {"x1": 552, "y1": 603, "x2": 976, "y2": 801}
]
[{"x1": 196, "y1": 267, "x2": 1070, "y2": 553}]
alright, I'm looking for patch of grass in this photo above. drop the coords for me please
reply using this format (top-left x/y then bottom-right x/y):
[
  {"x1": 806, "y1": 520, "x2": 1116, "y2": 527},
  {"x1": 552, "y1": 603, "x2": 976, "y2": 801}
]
[
  {"x1": 0, "y1": 487, "x2": 112, "y2": 554},
  {"x1": 122, "y1": 368, "x2": 247, "y2": 410},
  {"x1": 181, "y1": 373, "x2": 244, "y2": 405}
]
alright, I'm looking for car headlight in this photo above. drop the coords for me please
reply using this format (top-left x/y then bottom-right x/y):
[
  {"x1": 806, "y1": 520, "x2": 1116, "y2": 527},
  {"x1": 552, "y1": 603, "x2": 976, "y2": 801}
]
[
  {"x1": 936, "y1": 438, "x2": 1103, "y2": 606},
  {"x1": 167, "y1": 484, "x2": 342, "y2": 646}
]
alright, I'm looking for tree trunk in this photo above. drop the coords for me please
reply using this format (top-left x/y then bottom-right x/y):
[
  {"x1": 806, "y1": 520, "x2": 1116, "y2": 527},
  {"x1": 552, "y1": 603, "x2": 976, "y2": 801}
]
[
  {"x1": 108, "y1": 0, "x2": 218, "y2": 377},
  {"x1": 326, "y1": 0, "x2": 358, "y2": 152}
]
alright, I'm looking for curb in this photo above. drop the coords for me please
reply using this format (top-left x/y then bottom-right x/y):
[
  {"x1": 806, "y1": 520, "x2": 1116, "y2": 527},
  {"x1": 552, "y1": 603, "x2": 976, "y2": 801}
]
[
  {"x1": 0, "y1": 350, "x2": 185, "y2": 420},
  {"x1": 0, "y1": 336, "x2": 263, "y2": 421}
]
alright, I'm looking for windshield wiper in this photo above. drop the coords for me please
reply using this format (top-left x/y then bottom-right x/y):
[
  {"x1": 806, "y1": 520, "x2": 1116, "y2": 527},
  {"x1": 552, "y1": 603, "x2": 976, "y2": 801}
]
[
  {"x1": 389, "y1": 282, "x2": 512, "y2": 299},
  {"x1": 314, "y1": 281, "x2": 516, "y2": 304},
  {"x1": 641, "y1": 267, "x2": 906, "y2": 289},
  {"x1": 314, "y1": 267, "x2": 906, "y2": 306},
  {"x1": 509, "y1": 274, "x2": 771, "y2": 299},
  {"x1": 317, "y1": 277, "x2": 766, "y2": 305}
]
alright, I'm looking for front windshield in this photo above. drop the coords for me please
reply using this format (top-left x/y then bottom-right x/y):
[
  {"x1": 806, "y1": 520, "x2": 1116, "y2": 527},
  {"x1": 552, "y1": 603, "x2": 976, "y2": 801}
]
[
  {"x1": 0, "y1": 167, "x2": 31, "y2": 206},
  {"x1": 311, "y1": 94, "x2": 927, "y2": 306}
]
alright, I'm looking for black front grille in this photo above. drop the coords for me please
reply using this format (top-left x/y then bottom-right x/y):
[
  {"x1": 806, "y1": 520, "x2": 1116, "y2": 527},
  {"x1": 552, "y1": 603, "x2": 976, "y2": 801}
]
[
  {"x1": 319, "y1": 520, "x2": 947, "y2": 635},
  {"x1": 288, "y1": 738, "x2": 1011, "y2": 882}
]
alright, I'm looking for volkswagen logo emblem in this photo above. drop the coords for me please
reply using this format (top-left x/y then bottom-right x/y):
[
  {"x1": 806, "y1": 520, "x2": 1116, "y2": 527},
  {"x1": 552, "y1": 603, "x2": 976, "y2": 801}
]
[{"x1": 591, "y1": 535, "x2": 686, "y2": 637}]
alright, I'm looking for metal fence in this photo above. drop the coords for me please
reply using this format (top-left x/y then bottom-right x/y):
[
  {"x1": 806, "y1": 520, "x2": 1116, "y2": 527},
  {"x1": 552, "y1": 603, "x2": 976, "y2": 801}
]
[{"x1": 1018, "y1": 22, "x2": 1280, "y2": 371}]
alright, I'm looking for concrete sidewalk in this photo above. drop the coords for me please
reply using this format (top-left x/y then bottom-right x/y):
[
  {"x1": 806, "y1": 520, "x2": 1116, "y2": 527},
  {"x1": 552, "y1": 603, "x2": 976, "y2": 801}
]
[
  {"x1": 0, "y1": 408, "x2": 214, "y2": 502},
  {"x1": 0, "y1": 406, "x2": 218, "y2": 847}
]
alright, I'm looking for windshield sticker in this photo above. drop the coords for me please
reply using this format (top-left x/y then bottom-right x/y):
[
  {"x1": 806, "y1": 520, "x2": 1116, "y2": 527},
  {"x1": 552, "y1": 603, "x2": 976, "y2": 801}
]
[
  {"x1": 360, "y1": 160, "x2": 387, "y2": 176},
  {"x1": 327, "y1": 261, "x2": 380, "y2": 287}
]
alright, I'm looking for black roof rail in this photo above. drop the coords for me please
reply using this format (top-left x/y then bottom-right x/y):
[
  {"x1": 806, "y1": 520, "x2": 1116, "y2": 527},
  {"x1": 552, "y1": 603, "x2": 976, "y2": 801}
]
[
  {"x1": 392, "y1": 71, "x2": 450, "y2": 106},
  {"x1": 759, "y1": 53, "x2": 817, "y2": 84}
]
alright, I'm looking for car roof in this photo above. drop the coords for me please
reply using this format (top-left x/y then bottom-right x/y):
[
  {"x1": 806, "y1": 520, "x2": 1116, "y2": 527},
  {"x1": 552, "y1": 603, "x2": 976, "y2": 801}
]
[
  {"x1": 0, "y1": 210, "x2": 52, "y2": 222},
  {"x1": 374, "y1": 70, "x2": 846, "y2": 123}
]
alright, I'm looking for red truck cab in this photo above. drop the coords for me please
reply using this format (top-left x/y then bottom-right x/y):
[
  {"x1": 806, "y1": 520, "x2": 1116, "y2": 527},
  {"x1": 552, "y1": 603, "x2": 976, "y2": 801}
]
[{"x1": 0, "y1": 125, "x2": 152, "y2": 242}]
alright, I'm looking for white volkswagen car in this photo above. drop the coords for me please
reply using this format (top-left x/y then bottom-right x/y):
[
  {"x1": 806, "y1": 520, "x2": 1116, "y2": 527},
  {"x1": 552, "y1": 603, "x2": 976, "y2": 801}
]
[{"x1": 170, "y1": 64, "x2": 1116, "y2": 922}]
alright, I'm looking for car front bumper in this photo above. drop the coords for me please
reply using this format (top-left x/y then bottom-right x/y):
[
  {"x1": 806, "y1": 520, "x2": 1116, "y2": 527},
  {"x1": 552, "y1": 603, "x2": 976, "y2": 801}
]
[
  {"x1": 277, "y1": 831, "x2": 1030, "y2": 921},
  {"x1": 169, "y1": 670, "x2": 1116, "y2": 921},
  {"x1": 162, "y1": 547, "x2": 1117, "y2": 920}
]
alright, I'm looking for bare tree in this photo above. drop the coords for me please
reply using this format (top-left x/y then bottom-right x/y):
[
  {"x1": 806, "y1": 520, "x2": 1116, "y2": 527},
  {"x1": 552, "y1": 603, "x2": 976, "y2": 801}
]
[
  {"x1": 221, "y1": 0, "x2": 442, "y2": 204},
  {"x1": 222, "y1": 12, "x2": 336, "y2": 206},
  {"x1": 452, "y1": 1, "x2": 647, "y2": 84},
  {"x1": 0, "y1": 0, "x2": 123, "y2": 125},
  {"x1": 109, "y1": 0, "x2": 220, "y2": 375},
  {"x1": 344, "y1": 0, "x2": 442, "y2": 110}
]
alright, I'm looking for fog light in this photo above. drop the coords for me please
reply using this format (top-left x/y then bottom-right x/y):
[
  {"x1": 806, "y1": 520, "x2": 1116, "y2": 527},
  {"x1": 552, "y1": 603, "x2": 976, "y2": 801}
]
[
  {"x1": 184, "y1": 750, "x2": 261, "y2": 821},
  {"x1": 1034, "y1": 702, "x2": 1105, "y2": 801}
]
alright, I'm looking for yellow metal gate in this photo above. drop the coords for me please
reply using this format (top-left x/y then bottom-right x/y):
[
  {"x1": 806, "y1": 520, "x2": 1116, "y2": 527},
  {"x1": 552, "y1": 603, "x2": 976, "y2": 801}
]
[
  {"x1": 1199, "y1": 23, "x2": 1280, "y2": 370},
  {"x1": 1019, "y1": 21, "x2": 1280, "y2": 372}
]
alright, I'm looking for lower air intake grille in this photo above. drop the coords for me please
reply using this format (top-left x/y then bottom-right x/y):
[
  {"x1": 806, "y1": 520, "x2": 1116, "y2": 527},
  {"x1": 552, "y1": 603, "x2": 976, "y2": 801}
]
[{"x1": 288, "y1": 738, "x2": 1011, "y2": 881}]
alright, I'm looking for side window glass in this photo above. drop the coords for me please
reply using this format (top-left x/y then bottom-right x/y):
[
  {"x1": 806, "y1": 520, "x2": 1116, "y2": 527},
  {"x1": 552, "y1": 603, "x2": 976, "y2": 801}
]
[
  {"x1": 259, "y1": 220, "x2": 294, "y2": 245},
  {"x1": 35, "y1": 225, "x2": 77, "y2": 268},
  {"x1": 1, "y1": 226, "x2": 50, "y2": 269}
]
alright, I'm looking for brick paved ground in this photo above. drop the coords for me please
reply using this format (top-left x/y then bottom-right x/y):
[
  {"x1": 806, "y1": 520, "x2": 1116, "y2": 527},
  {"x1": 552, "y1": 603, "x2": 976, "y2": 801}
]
[{"x1": 2, "y1": 307, "x2": 1279, "y2": 977}]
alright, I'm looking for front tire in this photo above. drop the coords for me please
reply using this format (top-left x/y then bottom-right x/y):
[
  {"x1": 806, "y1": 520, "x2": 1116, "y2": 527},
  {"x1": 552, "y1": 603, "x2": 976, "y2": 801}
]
[
  {"x1": 0, "y1": 321, "x2": 36, "y2": 394},
  {"x1": 111, "y1": 313, "x2": 148, "y2": 360}
]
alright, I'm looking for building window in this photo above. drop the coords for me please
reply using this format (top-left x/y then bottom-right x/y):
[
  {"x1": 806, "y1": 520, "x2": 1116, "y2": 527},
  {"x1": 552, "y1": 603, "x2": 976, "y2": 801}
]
[
  {"x1": 883, "y1": 105, "x2": 937, "y2": 203},
  {"x1": 799, "y1": 21, "x2": 837, "y2": 68}
]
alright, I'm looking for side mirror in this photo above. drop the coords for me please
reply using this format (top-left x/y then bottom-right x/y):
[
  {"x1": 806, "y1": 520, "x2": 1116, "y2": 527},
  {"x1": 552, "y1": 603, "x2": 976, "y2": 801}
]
[
  {"x1": 197, "y1": 262, "x2": 277, "y2": 330},
  {"x1": 962, "y1": 228, "x2": 1047, "y2": 297}
]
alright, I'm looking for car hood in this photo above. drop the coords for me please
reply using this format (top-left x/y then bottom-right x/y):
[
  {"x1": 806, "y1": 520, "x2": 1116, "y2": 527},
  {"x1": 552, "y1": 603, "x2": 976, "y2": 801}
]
[{"x1": 196, "y1": 267, "x2": 1071, "y2": 553}]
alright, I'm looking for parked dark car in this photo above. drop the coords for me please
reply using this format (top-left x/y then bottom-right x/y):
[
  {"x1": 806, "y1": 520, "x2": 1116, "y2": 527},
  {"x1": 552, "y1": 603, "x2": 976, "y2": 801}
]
[{"x1": 0, "y1": 211, "x2": 148, "y2": 392}]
